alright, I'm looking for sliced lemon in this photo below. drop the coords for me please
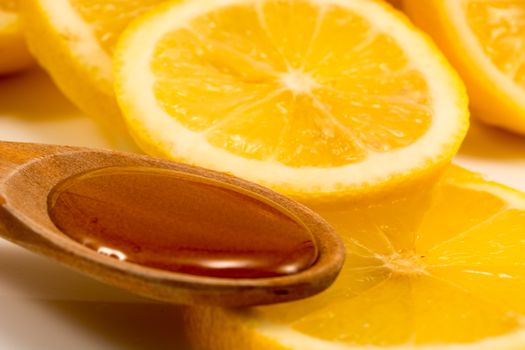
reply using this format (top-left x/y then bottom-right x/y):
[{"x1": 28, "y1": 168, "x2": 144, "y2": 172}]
[
  {"x1": 114, "y1": 0, "x2": 468, "y2": 199},
  {"x1": 0, "y1": 0, "x2": 34, "y2": 74},
  {"x1": 403, "y1": 0, "x2": 525, "y2": 135},
  {"x1": 186, "y1": 165, "x2": 525, "y2": 350},
  {"x1": 18, "y1": 0, "x2": 163, "y2": 148}
]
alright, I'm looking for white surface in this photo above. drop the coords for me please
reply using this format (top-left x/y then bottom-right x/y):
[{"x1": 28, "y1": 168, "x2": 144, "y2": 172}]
[{"x1": 0, "y1": 68, "x2": 524, "y2": 350}]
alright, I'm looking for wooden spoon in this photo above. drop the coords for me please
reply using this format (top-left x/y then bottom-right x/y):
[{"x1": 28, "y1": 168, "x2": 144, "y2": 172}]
[{"x1": 0, "y1": 141, "x2": 344, "y2": 307}]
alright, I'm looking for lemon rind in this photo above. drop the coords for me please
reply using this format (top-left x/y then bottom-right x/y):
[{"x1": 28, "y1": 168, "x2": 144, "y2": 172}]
[
  {"x1": 38, "y1": 0, "x2": 113, "y2": 88},
  {"x1": 256, "y1": 320, "x2": 525, "y2": 350}
]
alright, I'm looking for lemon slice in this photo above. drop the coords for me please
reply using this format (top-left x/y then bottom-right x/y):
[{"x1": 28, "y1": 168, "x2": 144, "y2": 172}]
[
  {"x1": 19, "y1": 0, "x2": 162, "y2": 147},
  {"x1": 186, "y1": 165, "x2": 525, "y2": 350},
  {"x1": 403, "y1": 0, "x2": 525, "y2": 134},
  {"x1": 114, "y1": 0, "x2": 468, "y2": 199},
  {"x1": 0, "y1": 0, "x2": 33, "y2": 74}
]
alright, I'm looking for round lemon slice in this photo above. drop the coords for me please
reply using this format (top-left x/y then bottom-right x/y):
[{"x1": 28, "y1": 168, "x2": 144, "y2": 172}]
[{"x1": 115, "y1": 0, "x2": 468, "y2": 198}]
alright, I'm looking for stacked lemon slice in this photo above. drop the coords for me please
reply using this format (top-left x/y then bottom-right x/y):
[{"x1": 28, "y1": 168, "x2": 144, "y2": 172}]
[{"x1": 20, "y1": 0, "x2": 163, "y2": 147}]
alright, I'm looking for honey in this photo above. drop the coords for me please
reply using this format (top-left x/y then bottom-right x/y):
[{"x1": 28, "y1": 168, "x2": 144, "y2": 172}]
[{"x1": 47, "y1": 167, "x2": 318, "y2": 278}]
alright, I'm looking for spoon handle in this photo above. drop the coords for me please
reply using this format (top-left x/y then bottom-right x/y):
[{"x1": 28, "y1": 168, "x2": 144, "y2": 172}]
[
  {"x1": 0, "y1": 141, "x2": 77, "y2": 181},
  {"x1": 0, "y1": 141, "x2": 78, "y2": 243}
]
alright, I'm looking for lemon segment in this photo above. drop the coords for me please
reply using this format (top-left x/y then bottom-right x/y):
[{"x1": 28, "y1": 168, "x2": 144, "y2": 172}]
[
  {"x1": 115, "y1": 0, "x2": 468, "y2": 198},
  {"x1": 186, "y1": 166, "x2": 525, "y2": 349}
]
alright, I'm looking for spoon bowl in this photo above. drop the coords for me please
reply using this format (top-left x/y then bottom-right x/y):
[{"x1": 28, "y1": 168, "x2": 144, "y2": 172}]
[{"x1": 0, "y1": 141, "x2": 344, "y2": 307}]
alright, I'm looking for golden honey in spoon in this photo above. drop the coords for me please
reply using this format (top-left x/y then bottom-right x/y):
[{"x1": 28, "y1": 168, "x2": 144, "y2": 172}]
[{"x1": 47, "y1": 166, "x2": 319, "y2": 279}]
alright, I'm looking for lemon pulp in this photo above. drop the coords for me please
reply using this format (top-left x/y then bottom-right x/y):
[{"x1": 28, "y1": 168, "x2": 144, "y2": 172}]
[{"x1": 151, "y1": 1, "x2": 432, "y2": 167}]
